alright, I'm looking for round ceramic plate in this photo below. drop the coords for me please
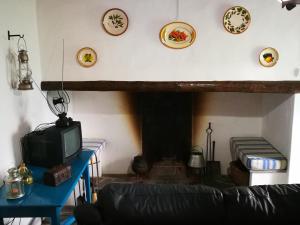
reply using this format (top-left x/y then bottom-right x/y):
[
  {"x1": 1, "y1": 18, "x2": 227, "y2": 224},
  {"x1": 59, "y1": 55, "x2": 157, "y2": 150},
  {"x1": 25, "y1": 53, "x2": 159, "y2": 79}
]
[
  {"x1": 259, "y1": 47, "x2": 279, "y2": 67},
  {"x1": 160, "y1": 22, "x2": 196, "y2": 49},
  {"x1": 223, "y1": 6, "x2": 251, "y2": 34},
  {"x1": 76, "y1": 47, "x2": 97, "y2": 67},
  {"x1": 102, "y1": 8, "x2": 128, "y2": 36}
]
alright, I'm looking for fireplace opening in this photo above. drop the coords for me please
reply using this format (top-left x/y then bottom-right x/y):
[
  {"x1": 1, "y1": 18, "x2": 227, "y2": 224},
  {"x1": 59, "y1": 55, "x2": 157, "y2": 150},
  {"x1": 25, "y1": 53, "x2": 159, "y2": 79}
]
[{"x1": 138, "y1": 92, "x2": 193, "y2": 166}]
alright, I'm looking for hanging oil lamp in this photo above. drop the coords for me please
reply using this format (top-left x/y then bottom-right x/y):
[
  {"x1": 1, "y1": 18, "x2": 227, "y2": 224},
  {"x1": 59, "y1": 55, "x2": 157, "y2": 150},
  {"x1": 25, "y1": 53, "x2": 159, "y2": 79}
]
[
  {"x1": 17, "y1": 37, "x2": 33, "y2": 90},
  {"x1": 5, "y1": 168, "x2": 25, "y2": 199}
]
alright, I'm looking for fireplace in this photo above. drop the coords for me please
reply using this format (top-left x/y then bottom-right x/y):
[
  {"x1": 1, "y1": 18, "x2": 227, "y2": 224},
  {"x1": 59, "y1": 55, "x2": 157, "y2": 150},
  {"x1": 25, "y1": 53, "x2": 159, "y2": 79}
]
[
  {"x1": 138, "y1": 92, "x2": 193, "y2": 166},
  {"x1": 70, "y1": 89, "x2": 294, "y2": 182}
]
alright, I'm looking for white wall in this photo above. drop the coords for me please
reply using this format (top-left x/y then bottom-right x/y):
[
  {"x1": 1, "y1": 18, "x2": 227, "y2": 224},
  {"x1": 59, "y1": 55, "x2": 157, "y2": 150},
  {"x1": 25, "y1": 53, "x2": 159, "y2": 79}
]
[
  {"x1": 193, "y1": 93, "x2": 263, "y2": 174},
  {"x1": 36, "y1": 0, "x2": 300, "y2": 175},
  {"x1": 262, "y1": 94, "x2": 294, "y2": 159},
  {"x1": 0, "y1": 0, "x2": 54, "y2": 183},
  {"x1": 37, "y1": 0, "x2": 300, "y2": 81},
  {"x1": 72, "y1": 92, "x2": 141, "y2": 174},
  {"x1": 252, "y1": 94, "x2": 295, "y2": 185},
  {"x1": 0, "y1": 0, "x2": 54, "y2": 224},
  {"x1": 289, "y1": 94, "x2": 300, "y2": 183}
]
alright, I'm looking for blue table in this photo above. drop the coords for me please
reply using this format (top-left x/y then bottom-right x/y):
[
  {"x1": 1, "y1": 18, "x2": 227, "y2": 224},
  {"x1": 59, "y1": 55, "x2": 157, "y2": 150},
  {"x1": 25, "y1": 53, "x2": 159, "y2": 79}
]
[{"x1": 0, "y1": 150, "x2": 93, "y2": 225}]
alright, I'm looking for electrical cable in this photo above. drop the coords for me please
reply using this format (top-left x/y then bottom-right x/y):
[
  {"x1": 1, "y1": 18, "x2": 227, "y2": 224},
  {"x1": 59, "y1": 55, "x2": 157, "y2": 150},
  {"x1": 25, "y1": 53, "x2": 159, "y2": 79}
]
[
  {"x1": 34, "y1": 122, "x2": 55, "y2": 131},
  {"x1": 31, "y1": 77, "x2": 47, "y2": 101},
  {"x1": 176, "y1": 0, "x2": 180, "y2": 20}
]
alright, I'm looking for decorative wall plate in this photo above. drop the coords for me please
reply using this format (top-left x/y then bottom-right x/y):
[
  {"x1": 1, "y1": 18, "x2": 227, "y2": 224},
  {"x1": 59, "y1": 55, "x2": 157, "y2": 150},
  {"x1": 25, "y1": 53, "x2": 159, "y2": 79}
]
[
  {"x1": 160, "y1": 22, "x2": 196, "y2": 49},
  {"x1": 259, "y1": 47, "x2": 279, "y2": 67},
  {"x1": 102, "y1": 8, "x2": 129, "y2": 36},
  {"x1": 223, "y1": 6, "x2": 251, "y2": 34},
  {"x1": 76, "y1": 47, "x2": 97, "y2": 67}
]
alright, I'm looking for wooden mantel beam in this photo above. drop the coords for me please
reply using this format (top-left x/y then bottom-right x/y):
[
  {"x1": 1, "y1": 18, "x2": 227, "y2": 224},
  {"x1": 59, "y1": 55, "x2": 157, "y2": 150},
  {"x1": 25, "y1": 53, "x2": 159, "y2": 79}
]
[{"x1": 41, "y1": 80, "x2": 300, "y2": 93}]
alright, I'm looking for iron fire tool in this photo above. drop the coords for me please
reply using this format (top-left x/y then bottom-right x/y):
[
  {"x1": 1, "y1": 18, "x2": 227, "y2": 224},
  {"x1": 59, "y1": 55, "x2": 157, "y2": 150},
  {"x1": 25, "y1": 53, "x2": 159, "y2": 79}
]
[
  {"x1": 212, "y1": 141, "x2": 216, "y2": 161},
  {"x1": 205, "y1": 122, "x2": 213, "y2": 162}
]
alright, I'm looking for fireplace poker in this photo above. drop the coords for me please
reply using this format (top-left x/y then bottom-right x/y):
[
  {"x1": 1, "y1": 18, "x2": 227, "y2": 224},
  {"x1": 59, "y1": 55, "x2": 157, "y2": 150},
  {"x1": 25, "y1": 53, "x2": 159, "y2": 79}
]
[
  {"x1": 206, "y1": 129, "x2": 209, "y2": 163},
  {"x1": 212, "y1": 141, "x2": 215, "y2": 161},
  {"x1": 206, "y1": 122, "x2": 213, "y2": 161}
]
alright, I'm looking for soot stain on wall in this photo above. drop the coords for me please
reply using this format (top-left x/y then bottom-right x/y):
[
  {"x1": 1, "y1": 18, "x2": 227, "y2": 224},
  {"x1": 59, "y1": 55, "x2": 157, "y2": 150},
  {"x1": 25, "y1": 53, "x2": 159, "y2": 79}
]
[
  {"x1": 118, "y1": 92, "x2": 142, "y2": 153},
  {"x1": 118, "y1": 92, "x2": 212, "y2": 156},
  {"x1": 192, "y1": 93, "x2": 210, "y2": 145}
]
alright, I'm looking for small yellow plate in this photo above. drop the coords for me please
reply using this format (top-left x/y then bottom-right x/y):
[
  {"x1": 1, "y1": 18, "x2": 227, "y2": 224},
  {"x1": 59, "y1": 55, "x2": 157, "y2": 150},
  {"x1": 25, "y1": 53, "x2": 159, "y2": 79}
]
[
  {"x1": 76, "y1": 47, "x2": 97, "y2": 68},
  {"x1": 259, "y1": 47, "x2": 279, "y2": 67}
]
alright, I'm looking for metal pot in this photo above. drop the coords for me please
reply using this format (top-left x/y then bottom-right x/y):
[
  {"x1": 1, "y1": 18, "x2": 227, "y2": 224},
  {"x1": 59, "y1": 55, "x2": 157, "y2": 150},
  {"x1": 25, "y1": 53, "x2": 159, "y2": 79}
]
[{"x1": 188, "y1": 149, "x2": 205, "y2": 168}]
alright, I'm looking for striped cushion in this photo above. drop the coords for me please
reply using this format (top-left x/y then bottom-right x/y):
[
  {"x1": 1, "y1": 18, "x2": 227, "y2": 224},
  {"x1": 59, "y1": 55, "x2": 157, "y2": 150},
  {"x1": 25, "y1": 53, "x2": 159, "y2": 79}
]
[{"x1": 230, "y1": 137, "x2": 287, "y2": 171}]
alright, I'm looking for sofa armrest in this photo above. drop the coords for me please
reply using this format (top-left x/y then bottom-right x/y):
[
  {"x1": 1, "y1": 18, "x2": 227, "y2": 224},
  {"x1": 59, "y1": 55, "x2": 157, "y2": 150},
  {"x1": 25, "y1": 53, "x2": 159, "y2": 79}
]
[{"x1": 73, "y1": 204, "x2": 103, "y2": 225}]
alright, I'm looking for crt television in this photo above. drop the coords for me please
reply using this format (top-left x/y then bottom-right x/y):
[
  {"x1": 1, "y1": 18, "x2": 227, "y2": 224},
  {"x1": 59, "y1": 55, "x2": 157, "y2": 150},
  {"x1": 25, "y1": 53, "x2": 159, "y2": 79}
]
[{"x1": 22, "y1": 121, "x2": 82, "y2": 168}]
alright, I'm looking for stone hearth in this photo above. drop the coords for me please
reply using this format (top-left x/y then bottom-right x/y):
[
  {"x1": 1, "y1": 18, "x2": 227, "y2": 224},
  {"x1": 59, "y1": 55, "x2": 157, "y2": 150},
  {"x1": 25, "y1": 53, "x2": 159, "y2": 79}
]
[{"x1": 148, "y1": 160, "x2": 187, "y2": 181}]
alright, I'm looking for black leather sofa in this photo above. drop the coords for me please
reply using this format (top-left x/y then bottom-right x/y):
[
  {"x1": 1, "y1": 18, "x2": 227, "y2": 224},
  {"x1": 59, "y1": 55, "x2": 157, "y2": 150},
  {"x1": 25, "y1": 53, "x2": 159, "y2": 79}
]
[{"x1": 74, "y1": 183, "x2": 300, "y2": 225}]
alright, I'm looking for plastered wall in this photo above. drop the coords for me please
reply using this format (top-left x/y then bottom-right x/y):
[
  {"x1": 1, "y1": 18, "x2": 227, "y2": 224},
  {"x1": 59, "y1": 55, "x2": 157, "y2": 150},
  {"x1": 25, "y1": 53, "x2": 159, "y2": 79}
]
[
  {"x1": 37, "y1": 0, "x2": 300, "y2": 82},
  {"x1": 0, "y1": 0, "x2": 54, "y2": 183},
  {"x1": 36, "y1": 0, "x2": 300, "y2": 174},
  {"x1": 0, "y1": 0, "x2": 54, "y2": 224}
]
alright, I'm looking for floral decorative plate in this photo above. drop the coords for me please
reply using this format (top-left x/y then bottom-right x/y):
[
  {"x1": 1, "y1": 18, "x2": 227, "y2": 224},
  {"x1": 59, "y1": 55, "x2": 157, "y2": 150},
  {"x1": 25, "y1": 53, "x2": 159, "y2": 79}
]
[
  {"x1": 259, "y1": 47, "x2": 279, "y2": 67},
  {"x1": 102, "y1": 8, "x2": 128, "y2": 36},
  {"x1": 160, "y1": 22, "x2": 196, "y2": 49},
  {"x1": 76, "y1": 47, "x2": 97, "y2": 67},
  {"x1": 223, "y1": 6, "x2": 251, "y2": 34}
]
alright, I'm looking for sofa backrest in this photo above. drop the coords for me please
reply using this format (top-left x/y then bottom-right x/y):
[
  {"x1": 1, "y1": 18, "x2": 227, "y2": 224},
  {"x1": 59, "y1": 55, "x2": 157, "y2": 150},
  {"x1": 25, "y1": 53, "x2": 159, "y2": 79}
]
[
  {"x1": 97, "y1": 183, "x2": 225, "y2": 225},
  {"x1": 96, "y1": 183, "x2": 300, "y2": 225},
  {"x1": 223, "y1": 184, "x2": 300, "y2": 225}
]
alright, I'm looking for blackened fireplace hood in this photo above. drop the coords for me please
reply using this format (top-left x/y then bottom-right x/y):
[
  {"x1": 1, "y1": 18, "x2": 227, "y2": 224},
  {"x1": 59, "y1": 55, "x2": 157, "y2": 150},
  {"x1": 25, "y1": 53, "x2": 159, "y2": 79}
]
[{"x1": 41, "y1": 80, "x2": 300, "y2": 93}]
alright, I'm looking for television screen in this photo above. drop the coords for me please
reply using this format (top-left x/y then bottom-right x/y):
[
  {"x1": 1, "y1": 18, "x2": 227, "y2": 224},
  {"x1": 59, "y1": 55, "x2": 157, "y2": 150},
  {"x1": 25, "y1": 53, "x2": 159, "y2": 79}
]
[{"x1": 63, "y1": 126, "x2": 81, "y2": 158}]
